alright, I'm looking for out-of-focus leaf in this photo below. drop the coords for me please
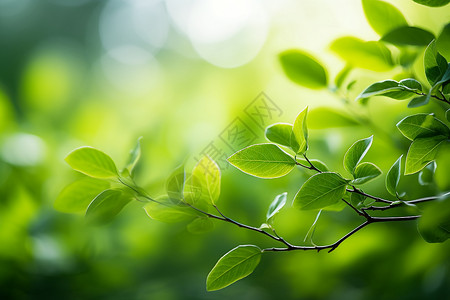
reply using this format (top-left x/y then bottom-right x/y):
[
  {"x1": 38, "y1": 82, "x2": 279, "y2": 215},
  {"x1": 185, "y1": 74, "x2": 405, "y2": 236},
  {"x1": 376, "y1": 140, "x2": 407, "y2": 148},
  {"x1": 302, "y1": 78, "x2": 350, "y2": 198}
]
[
  {"x1": 343, "y1": 136, "x2": 373, "y2": 175},
  {"x1": 279, "y1": 50, "x2": 328, "y2": 89},
  {"x1": 65, "y1": 147, "x2": 118, "y2": 179},
  {"x1": 396, "y1": 113, "x2": 450, "y2": 140},
  {"x1": 85, "y1": 189, "x2": 132, "y2": 225},
  {"x1": 351, "y1": 162, "x2": 382, "y2": 185},
  {"x1": 187, "y1": 217, "x2": 214, "y2": 234},
  {"x1": 413, "y1": 0, "x2": 450, "y2": 7},
  {"x1": 418, "y1": 194, "x2": 450, "y2": 243},
  {"x1": 227, "y1": 144, "x2": 296, "y2": 178},
  {"x1": 362, "y1": 0, "x2": 408, "y2": 36},
  {"x1": 418, "y1": 161, "x2": 436, "y2": 185},
  {"x1": 266, "y1": 192, "x2": 287, "y2": 224},
  {"x1": 334, "y1": 65, "x2": 352, "y2": 88},
  {"x1": 144, "y1": 196, "x2": 197, "y2": 223},
  {"x1": 123, "y1": 137, "x2": 142, "y2": 175},
  {"x1": 381, "y1": 26, "x2": 434, "y2": 46},
  {"x1": 166, "y1": 164, "x2": 186, "y2": 202},
  {"x1": 292, "y1": 107, "x2": 308, "y2": 154},
  {"x1": 206, "y1": 245, "x2": 262, "y2": 291},
  {"x1": 405, "y1": 135, "x2": 447, "y2": 175},
  {"x1": 437, "y1": 23, "x2": 450, "y2": 59},
  {"x1": 386, "y1": 155, "x2": 402, "y2": 196},
  {"x1": 308, "y1": 107, "x2": 359, "y2": 129}
]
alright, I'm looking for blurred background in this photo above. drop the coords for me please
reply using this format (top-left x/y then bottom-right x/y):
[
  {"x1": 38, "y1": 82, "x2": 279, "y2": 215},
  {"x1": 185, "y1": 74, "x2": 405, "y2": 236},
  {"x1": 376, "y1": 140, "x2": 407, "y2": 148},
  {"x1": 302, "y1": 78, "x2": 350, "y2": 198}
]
[{"x1": 0, "y1": 0, "x2": 449, "y2": 299}]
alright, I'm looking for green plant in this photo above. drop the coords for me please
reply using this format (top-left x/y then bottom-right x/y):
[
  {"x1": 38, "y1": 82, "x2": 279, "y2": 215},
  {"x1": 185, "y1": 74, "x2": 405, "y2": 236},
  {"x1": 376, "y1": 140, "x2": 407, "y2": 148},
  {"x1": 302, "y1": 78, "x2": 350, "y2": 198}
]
[{"x1": 56, "y1": 0, "x2": 449, "y2": 292}]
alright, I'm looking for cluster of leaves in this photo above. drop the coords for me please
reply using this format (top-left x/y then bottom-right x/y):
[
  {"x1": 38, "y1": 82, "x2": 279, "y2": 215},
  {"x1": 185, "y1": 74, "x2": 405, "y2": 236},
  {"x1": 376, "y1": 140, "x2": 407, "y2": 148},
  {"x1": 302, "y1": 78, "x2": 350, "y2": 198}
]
[{"x1": 57, "y1": 0, "x2": 450, "y2": 293}]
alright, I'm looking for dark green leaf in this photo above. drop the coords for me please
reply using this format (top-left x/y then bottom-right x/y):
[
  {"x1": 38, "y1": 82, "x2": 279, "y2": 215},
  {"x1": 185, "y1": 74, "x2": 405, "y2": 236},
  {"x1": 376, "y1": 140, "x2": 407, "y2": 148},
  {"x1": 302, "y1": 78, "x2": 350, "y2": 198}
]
[
  {"x1": 418, "y1": 194, "x2": 450, "y2": 243},
  {"x1": 413, "y1": 0, "x2": 450, "y2": 7},
  {"x1": 362, "y1": 0, "x2": 408, "y2": 36},
  {"x1": 350, "y1": 192, "x2": 366, "y2": 207},
  {"x1": 85, "y1": 189, "x2": 132, "y2": 225},
  {"x1": 279, "y1": 50, "x2": 328, "y2": 89},
  {"x1": 54, "y1": 178, "x2": 110, "y2": 213},
  {"x1": 307, "y1": 107, "x2": 359, "y2": 129},
  {"x1": 396, "y1": 113, "x2": 450, "y2": 140},
  {"x1": 381, "y1": 26, "x2": 434, "y2": 46},
  {"x1": 293, "y1": 172, "x2": 349, "y2": 210},
  {"x1": 405, "y1": 135, "x2": 447, "y2": 175},
  {"x1": 386, "y1": 155, "x2": 402, "y2": 196},
  {"x1": 357, "y1": 79, "x2": 419, "y2": 100},
  {"x1": 65, "y1": 147, "x2": 118, "y2": 179},
  {"x1": 343, "y1": 136, "x2": 373, "y2": 175},
  {"x1": 227, "y1": 144, "x2": 296, "y2": 178},
  {"x1": 292, "y1": 107, "x2": 308, "y2": 154},
  {"x1": 265, "y1": 123, "x2": 299, "y2": 151},
  {"x1": 446, "y1": 109, "x2": 450, "y2": 122},
  {"x1": 437, "y1": 23, "x2": 450, "y2": 60},
  {"x1": 398, "y1": 78, "x2": 422, "y2": 91},
  {"x1": 418, "y1": 161, "x2": 436, "y2": 185},
  {"x1": 351, "y1": 162, "x2": 382, "y2": 185},
  {"x1": 424, "y1": 40, "x2": 448, "y2": 85},
  {"x1": 330, "y1": 37, "x2": 393, "y2": 71},
  {"x1": 266, "y1": 192, "x2": 287, "y2": 223},
  {"x1": 206, "y1": 245, "x2": 262, "y2": 291},
  {"x1": 408, "y1": 96, "x2": 429, "y2": 108}
]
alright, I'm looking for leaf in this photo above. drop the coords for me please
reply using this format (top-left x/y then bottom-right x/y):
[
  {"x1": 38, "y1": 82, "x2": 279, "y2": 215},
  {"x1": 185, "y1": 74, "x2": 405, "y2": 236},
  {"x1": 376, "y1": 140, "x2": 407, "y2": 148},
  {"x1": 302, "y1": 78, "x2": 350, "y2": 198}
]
[
  {"x1": 437, "y1": 23, "x2": 450, "y2": 60},
  {"x1": 191, "y1": 156, "x2": 221, "y2": 205},
  {"x1": 334, "y1": 65, "x2": 352, "y2": 88},
  {"x1": 398, "y1": 78, "x2": 422, "y2": 91},
  {"x1": 381, "y1": 26, "x2": 435, "y2": 46},
  {"x1": 405, "y1": 135, "x2": 447, "y2": 175},
  {"x1": 362, "y1": 0, "x2": 408, "y2": 36},
  {"x1": 293, "y1": 172, "x2": 349, "y2": 210},
  {"x1": 408, "y1": 96, "x2": 429, "y2": 108},
  {"x1": 187, "y1": 217, "x2": 214, "y2": 234},
  {"x1": 303, "y1": 210, "x2": 322, "y2": 245},
  {"x1": 424, "y1": 40, "x2": 448, "y2": 85},
  {"x1": 418, "y1": 161, "x2": 436, "y2": 185},
  {"x1": 351, "y1": 162, "x2": 382, "y2": 185},
  {"x1": 356, "y1": 79, "x2": 420, "y2": 100},
  {"x1": 350, "y1": 192, "x2": 366, "y2": 207},
  {"x1": 54, "y1": 178, "x2": 110, "y2": 213},
  {"x1": 396, "y1": 113, "x2": 450, "y2": 141},
  {"x1": 343, "y1": 136, "x2": 373, "y2": 175},
  {"x1": 85, "y1": 189, "x2": 132, "y2": 225},
  {"x1": 418, "y1": 194, "x2": 450, "y2": 243},
  {"x1": 265, "y1": 123, "x2": 299, "y2": 151},
  {"x1": 166, "y1": 164, "x2": 185, "y2": 202},
  {"x1": 292, "y1": 107, "x2": 308, "y2": 154},
  {"x1": 279, "y1": 50, "x2": 328, "y2": 89},
  {"x1": 266, "y1": 192, "x2": 287, "y2": 223},
  {"x1": 227, "y1": 144, "x2": 296, "y2": 179},
  {"x1": 123, "y1": 137, "x2": 142, "y2": 175},
  {"x1": 206, "y1": 245, "x2": 262, "y2": 291},
  {"x1": 386, "y1": 155, "x2": 402, "y2": 196},
  {"x1": 144, "y1": 196, "x2": 197, "y2": 223},
  {"x1": 65, "y1": 147, "x2": 118, "y2": 179},
  {"x1": 413, "y1": 0, "x2": 450, "y2": 7},
  {"x1": 446, "y1": 109, "x2": 450, "y2": 122},
  {"x1": 330, "y1": 36, "x2": 393, "y2": 71},
  {"x1": 307, "y1": 107, "x2": 359, "y2": 129}
]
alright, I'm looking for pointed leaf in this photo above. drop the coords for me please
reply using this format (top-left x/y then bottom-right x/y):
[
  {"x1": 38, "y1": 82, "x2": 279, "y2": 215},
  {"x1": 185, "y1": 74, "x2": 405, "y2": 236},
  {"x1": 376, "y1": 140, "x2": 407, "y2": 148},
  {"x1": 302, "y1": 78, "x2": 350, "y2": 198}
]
[
  {"x1": 357, "y1": 79, "x2": 419, "y2": 100},
  {"x1": 405, "y1": 135, "x2": 447, "y2": 175},
  {"x1": 362, "y1": 0, "x2": 408, "y2": 36},
  {"x1": 279, "y1": 50, "x2": 328, "y2": 89},
  {"x1": 334, "y1": 65, "x2": 352, "y2": 88},
  {"x1": 293, "y1": 172, "x2": 349, "y2": 210},
  {"x1": 381, "y1": 26, "x2": 434, "y2": 46},
  {"x1": 386, "y1": 155, "x2": 402, "y2": 196},
  {"x1": 292, "y1": 107, "x2": 308, "y2": 154},
  {"x1": 424, "y1": 40, "x2": 448, "y2": 85},
  {"x1": 266, "y1": 192, "x2": 287, "y2": 223},
  {"x1": 65, "y1": 147, "x2": 118, "y2": 179},
  {"x1": 124, "y1": 137, "x2": 142, "y2": 175},
  {"x1": 206, "y1": 245, "x2": 262, "y2": 291},
  {"x1": 396, "y1": 113, "x2": 450, "y2": 140},
  {"x1": 227, "y1": 144, "x2": 296, "y2": 178},
  {"x1": 413, "y1": 0, "x2": 450, "y2": 7},
  {"x1": 191, "y1": 156, "x2": 221, "y2": 205},
  {"x1": 351, "y1": 162, "x2": 382, "y2": 185},
  {"x1": 85, "y1": 189, "x2": 132, "y2": 225},
  {"x1": 265, "y1": 123, "x2": 299, "y2": 151},
  {"x1": 343, "y1": 136, "x2": 373, "y2": 175}
]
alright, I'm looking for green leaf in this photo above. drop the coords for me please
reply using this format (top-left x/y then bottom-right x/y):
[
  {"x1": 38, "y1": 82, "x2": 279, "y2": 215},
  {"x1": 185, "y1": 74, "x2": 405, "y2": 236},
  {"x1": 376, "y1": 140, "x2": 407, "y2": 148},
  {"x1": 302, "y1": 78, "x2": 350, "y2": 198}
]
[
  {"x1": 343, "y1": 136, "x2": 373, "y2": 175},
  {"x1": 144, "y1": 196, "x2": 197, "y2": 223},
  {"x1": 54, "y1": 178, "x2": 110, "y2": 213},
  {"x1": 396, "y1": 113, "x2": 450, "y2": 141},
  {"x1": 227, "y1": 144, "x2": 296, "y2": 178},
  {"x1": 437, "y1": 23, "x2": 450, "y2": 60},
  {"x1": 292, "y1": 107, "x2": 308, "y2": 154},
  {"x1": 191, "y1": 156, "x2": 221, "y2": 205},
  {"x1": 408, "y1": 95, "x2": 429, "y2": 108},
  {"x1": 293, "y1": 172, "x2": 349, "y2": 210},
  {"x1": 266, "y1": 192, "x2": 287, "y2": 223},
  {"x1": 398, "y1": 78, "x2": 422, "y2": 91},
  {"x1": 405, "y1": 135, "x2": 447, "y2": 175},
  {"x1": 307, "y1": 107, "x2": 359, "y2": 129},
  {"x1": 351, "y1": 162, "x2": 382, "y2": 185},
  {"x1": 446, "y1": 109, "x2": 450, "y2": 122},
  {"x1": 206, "y1": 245, "x2": 262, "y2": 291},
  {"x1": 123, "y1": 137, "x2": 142, "y2": 175},
  {"x1": 424, "y1": 40, "x2": 448, "y2": 85},
  {"x1": 85, "y1": 189, "x2": 132, "y2": 225},
  {"x1": 350, "y1": 192, "x2": 366, "y2": 207},
  {"x1": 362, "y1": 0, "x2": 408, "y2": 36},
  {"x1": 413, "y1": 0, "x2": 450, "y2": 7},
  {"x1": 265, "y1": 123, "x2": 299, "y2": 151},
  {"x1": 279, "y1": 50, "x2": 328, "y2": 89},
  {"x1": 187, "y1": 217, "x2": 214, "y2": 234},
  {"x1": 330, "y1": 37, "x2": 393, "y2": 71},
  {"x1": 381, "y1": 26, "x2": 434, "y2": 46},
  {"x1": 65, "y1": 147, "x2": 118, "y2": 179},
  {"x1": 356, "y1": 79, "x2": 420, "y2": 100},
  {"x1": 418, "y1": 194, "x2": 450, "y2": 243},
  {"x1": 334, "y1": 65, "x2": 352, "y2": 88},
  {"x1": 166, "y1": 164, "x2": 185, "y2": 202},
  {"x1": 386, "y1": 155, "x2": 402, "y2": 196},
  {"x1": 418, "y1": 161, "x2": 436, "y2": 185}
]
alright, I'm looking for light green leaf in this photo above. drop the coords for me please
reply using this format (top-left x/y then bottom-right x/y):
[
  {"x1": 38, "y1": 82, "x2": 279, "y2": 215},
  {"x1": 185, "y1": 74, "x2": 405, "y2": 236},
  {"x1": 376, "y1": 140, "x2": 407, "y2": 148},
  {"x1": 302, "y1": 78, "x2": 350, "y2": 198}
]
[
  {"x1": 191, "y1": 156, "x2": 221, "y2": 205},
  {"x1": 123, "y1": 137, "x2": 142, "y2": 175},
  {"x1": 330, "y1": 36, "x2": 393, "y2": 71},
  {"x1": 343, "y1": 136, "x2": 373, "y2": 175},
  {"x1": 362, "y1": 0, "x2": 408, "y2": 36},
  {"x1": 227, "y1": 144, "x2": 296, "y2": 178},
  {"x1": 418, "y1": 194, "x2": 450, "y2": 243},
  {"x1": 386, "y1": 155, "x2": 402, "y2": 196},
  {"x1": 85, "y1": 189, "x2": 132, "y2": 225},
  {"x1": 405, "y1": 135, "x2": 447, "y2": 175},
  {"x1": 293, "y1": 172, "x2": 349, "y2": 210},
  {"x1": 381, "y1": 26, "x2": 434, "y2": 46},
  {"x1": 206, "y1": 245, "x2": 262, "y2": 291},
  {"x1": 396, "y1": 113, "x2": 450, "y2": 141},
  {"x1": 413, "y1": 0, "x2": 450, "y2": 7},
  {"x1": 437, "y1": 23, "x2": 450, "y2": 60},
  {"x1": 279, "y1": 50, "x2": 328, "y2": 89},
  {"x1": 54, "y1": 178, "x2": 110, "y2": 213},
  {"x1": 144, "y1": 196, "x2": 197, "y2": 223},
  {"x1": 292, "y1": 107, "x2": 308, "y2": 154},
  {"x1": 187, "y1": 217, "x2": 214, "y2": 234},
  {"x1": 307, "y1": 107, "x2": 359, "y2": 129},
  {"x1": 166, "y1": 164, "x2": 185, "y2": 202},
  {"x1": 265, "y1": 123, "x2": 299, "y2": 151},
  {"x1": 351, "y1": 162, "x2": 382, "y2": 185},
  {"x1": 418, "y1": 161, "x2": 436, "y2": 185},
  {"x1": 266, "y1": 192, "x2": 287, "y2": 223},
  {"x1": 424, "y1": 40, "x2": 448, "y2": 85},
  {"x1": 334, "y1": 65, "x2": 352, "y2": 89},
  {"x1": 65, "y1": 146, "x2": 118, "y2": 179}
]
